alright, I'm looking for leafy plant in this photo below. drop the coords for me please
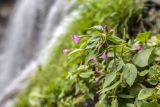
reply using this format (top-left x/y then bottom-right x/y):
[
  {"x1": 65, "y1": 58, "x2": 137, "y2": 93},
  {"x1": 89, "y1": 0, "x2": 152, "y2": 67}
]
[
  {"x1": 21, "y1": 25, "x2": 160, "y2": 107},
  {"x1": 14, "y1": 0, "x2": 150, "y2": 106}
]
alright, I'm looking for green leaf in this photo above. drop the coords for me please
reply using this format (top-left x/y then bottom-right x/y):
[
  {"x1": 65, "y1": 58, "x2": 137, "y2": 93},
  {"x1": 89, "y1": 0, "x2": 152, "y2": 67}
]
[
  {"x1": 138, "y1": 88, "x2": 154, "y2": 100},
  {"x1": 126, "y1": 103, "x2": 135, "y2": 107},
  {"x1": 111, "y1": 98, "x2": 118, "y2": 107},
  {"x1": 29, "y1": 88, "x2": 46, "y2": 106},
  {"x1": 79, "y1": 71, "x2": 93, "y2": 78},
  {"x1": 107, "y1": 59, "x2": 124, "y2": 72},
  {"x1": 69, "y1": 49, "x2": 85, "y2": 57},
  {"x1": 123, "y1": 64, "x2": 137, "y2": 87},
  {"x1": 115, "y1": 45, "x2": 130, "y2": 53},
  {"x1": 129, "y1": 84, "x2": 143, "y2": 96},
  {"x1": 80, "y1": 42, "x2": 87, "y2": 49},
  {"x1": 102, "y1": 72, "x2": 117, "y2": 89},
  {"x1": 154, "y1": 47, "x2": 160, "y2": 56},
  {"x1": 72, "y1": 65, "x2": 88, "y2": 75},
  {"x1": 147, "y1": 79, "x2": 158, "y2": 85},
  {"x1": 141, "y1": 102, "x2": 160, "y2": 107},
  {"x1": 87, "y1": 36, "x2": 100, "y2": 49},
  {"x1": 155, "y1": 57, "x2": 160, "y2": 61},
  {"x1": 89, "y1": 25, "x2": 104, "y2": 32},
  {"x1": 136, "y1": 32, "x2": 151, "y2": 43},
  {"x1": 118, "y1": 94, "x2": 135, "y2": 99},
  {"x1": 67, "y1": 55, "x2": 81, "y2": 66},
  {"x1": 77, "y1": 65, "x2": 88, "y2": 71},
  {"x1": 156, "y1": 34, "x2": 160, "y2": 40},
  {"x1": 138, "y1": 70, "x2": 149, "y2": 76},
  {"x1": 108, "y1": 52, "x2": 114, "y2": 58},
  {"x1": 95, "y1": 101, "x2": 110, "y2": 107},
  {"x1": 147, "y1": 65, "x2": 160, "y2": 85},
  {"x1": 132, "y1": 48, "x2": 154, "y2": 67},
  {"x1": 116, "y1": 59, "x2": 125, "y2": 71},
  {"x1": 100, "y1": 81, "x2": 121, "y2": 94},
  {"x1": 107, "y1": 35, "x2": 124, "y2": 45},
  {"x1": 88, "y1": 93, "x2": 94, "y2": 100}
]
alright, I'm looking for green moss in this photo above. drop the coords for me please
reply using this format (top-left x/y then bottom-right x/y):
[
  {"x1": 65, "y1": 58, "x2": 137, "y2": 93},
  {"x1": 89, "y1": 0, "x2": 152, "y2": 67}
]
[{"x1": 15, "y1": 0, "x2": 145, "y2": 106}]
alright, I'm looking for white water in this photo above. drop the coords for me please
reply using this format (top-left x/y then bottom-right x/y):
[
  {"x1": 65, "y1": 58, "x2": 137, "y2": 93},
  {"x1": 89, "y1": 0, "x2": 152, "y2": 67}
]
[
  {"x1": 0, "y1": 0, "x2": 54, "y2": 93},
  {"x1": 0, "y1": 0, "x2": 80, "y2": 106},
  {"x1": 0, "y1": 0, "x2": 74, "y2": 96}
]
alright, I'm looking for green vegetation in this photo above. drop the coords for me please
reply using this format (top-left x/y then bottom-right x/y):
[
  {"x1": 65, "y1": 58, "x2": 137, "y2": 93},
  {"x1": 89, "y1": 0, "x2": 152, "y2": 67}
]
[
  {"x1": 15, "y1": 0, "x2": 160, "y2": 107},
  {"x1": 48, "y1": 27, "x2": 160, "y2": 107},
  {"x1": 17, "y1": 30, "x2": 160, "y2": 107}
]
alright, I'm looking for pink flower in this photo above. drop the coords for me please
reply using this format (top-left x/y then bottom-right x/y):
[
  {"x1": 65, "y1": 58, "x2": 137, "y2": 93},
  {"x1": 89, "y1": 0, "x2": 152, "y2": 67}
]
[
  {"x1": 63, "y1": 49, "x2": 69, "y2": 54},
  {"x1": 96, "y1": 77, "x2": 100, "y2": 82},
  {"x1": 135, "y1": 44, "x2": 143, "y2": 51},
  {"x1": 91, "y1": 57, "x2": 97, "y2": 62},
  {"x1": 100, "y1": 52, "x2": 108, "y2": 60},
  {"x1": 72, "y1": 35, "x2": 81, "y2": 44}
]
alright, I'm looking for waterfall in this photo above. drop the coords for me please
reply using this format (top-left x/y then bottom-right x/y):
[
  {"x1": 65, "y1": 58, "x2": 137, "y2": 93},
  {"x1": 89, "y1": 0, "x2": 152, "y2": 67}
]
[
  {"x1": 0, "y1": 0, "x2": 54, "y2": 93},
  {"x1": 0, "y1": 8, "x2": 80, "y2": 106},
  {"x1": 0, "y1": 0, "x2": 74, "y2": 96}
]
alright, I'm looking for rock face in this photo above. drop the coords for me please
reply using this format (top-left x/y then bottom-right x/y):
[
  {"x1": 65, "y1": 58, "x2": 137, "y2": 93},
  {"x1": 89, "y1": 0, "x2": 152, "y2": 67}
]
[
  {"x1": 151, "y1": 0, "x2": 160, "y2": 4},
  {"x1": 144, "y1": 0, "x2": 160, "y2": 34},
  {"x1": 0, "y1": 0, "x2": 15, "y2": 46}
]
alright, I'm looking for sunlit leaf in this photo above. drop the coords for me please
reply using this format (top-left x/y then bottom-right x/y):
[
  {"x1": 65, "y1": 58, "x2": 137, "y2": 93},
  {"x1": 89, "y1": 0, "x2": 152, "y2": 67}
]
[
  {"x1": 123, "y1": 63, "x2": 137, "y2": 87},
  {"x1": 100, "y1": 81, "x2": 121, "y2": 94},
  {"x1": 95, "y1": 101, "x2": 110, "y2": 107},
  {"x1": 111, "y1": 98, "x2": 118, "y2": 107},
  {"x1": 102, "y1": 72, "x2": 117, "y2": 89},
  {"x1": 138, "y1": 88, "x2": 154, "y2": 100},
  {"x1": 138, "y1": 70, "x2": 149, "y2": 76},
  {"x1": 69, "y1": 49, "x2": 85, "y2": 57},
  {"x1": 136, "y1": 32, "x2": 151, "y2": 43},
  {"x1": 79, "y1": 71, "x2": 93, "y2": 78},
  {"x1": 132, "y1": 48, "x2": 154, "y2": 67},
  {"x1": 89, "y1": 25, "x2": 104, "y2": 32}
]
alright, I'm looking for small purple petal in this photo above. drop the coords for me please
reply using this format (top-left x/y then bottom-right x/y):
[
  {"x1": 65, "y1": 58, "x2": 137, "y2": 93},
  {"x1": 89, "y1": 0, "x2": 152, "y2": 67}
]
[
  {"x1": 96, "y1": 77, "x2": 100, "y2": 82},
  {"x1": 100, "y1": 52, "x2": 108, "y2": 60},
  {"x1": 72, "y1": 35, "x2": 81, "y2": 44},
  {"x1": 63, "y1": 49, "x2": 69, "y2": 54},
  {"x1": 135, "y1": 44, "x2": 143, "y2": 51},
  {"x1": 91, "y1": 57, "x2": 97, "y2": 62}
]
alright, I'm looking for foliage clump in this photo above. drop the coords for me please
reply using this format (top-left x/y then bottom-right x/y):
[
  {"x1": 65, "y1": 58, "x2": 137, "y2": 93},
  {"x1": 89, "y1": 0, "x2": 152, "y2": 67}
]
[
  {"x1": 39, "y1": 26, "x2": 160, "y2": 107},
  {"x1": 15, "y1": 0, "x2": 160, "y2": 107}
]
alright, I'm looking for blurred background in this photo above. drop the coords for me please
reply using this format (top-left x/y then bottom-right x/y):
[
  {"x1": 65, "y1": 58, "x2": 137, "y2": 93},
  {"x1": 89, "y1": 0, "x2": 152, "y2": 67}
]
[
  {"x1": 0, "y1": 0, "x2": 75, "y2": 101},
  {"x1": 0, "y1": 0, "x2": 15, "y2": 44}
]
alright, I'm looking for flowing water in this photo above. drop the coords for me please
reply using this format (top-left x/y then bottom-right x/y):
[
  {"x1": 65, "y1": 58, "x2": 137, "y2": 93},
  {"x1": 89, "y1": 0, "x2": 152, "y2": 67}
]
[
  {"x1": 0, "y1": 0, "x2": 53, "y2": 93},
  {"x1": 0, "y1": 0, "x2": 74, "y2": 96}
]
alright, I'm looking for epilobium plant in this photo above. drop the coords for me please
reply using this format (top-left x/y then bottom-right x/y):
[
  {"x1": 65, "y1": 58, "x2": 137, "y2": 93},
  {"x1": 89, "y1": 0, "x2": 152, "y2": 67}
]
[
  {"x1": 63, "y1": 49, "x2": 69, "y2": 54},
  {"x1": 72, "y1": 35, "x2": 81, "y2": 44},
  {"x1": 14, "y1": 0, "x2": 147, "y2": 106},
  {"x1": 59, "y1": 25, "x2": 160, "y2": 107}
]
